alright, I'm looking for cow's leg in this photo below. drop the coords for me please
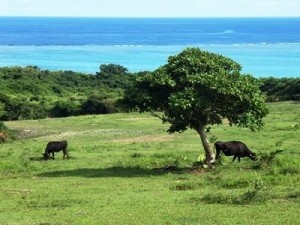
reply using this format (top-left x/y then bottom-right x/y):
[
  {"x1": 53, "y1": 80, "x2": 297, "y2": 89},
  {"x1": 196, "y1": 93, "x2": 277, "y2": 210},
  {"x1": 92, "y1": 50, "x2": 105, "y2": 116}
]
[
  {"x1": 216, "y1": 150, "x2": 220, "y2": 159},
  {"x1": 233, "y1": 155, "x2": 237, "y2": 162},
  {"x1": 238, "y1": 156, "x2": 241, "y2": 162},
  {"x1": 63, "y1": 150, "x2": 69, "y2": 159},
  {"x1": 52, "y1": 152, "x2": 55, "y2": 159},
  {"x1": 215, "y1": 145, "x2": 221, "y2": 159}
]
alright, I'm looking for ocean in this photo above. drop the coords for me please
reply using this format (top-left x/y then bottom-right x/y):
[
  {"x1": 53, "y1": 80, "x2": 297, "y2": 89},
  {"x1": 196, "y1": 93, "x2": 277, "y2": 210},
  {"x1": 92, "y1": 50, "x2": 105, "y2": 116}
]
[{"x1": 0, "y1": 17, "x2": 300, "y2": 77}]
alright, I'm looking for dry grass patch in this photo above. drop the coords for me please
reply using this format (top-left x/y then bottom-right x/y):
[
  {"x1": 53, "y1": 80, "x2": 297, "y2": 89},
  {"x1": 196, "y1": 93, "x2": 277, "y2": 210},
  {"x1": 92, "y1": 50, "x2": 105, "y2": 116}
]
[
  {"x1": 108, "y1": 135, "x2": 173, "y2": 143},
  {"x1": 117, "y1": 117, "x2": 149, "y2": 121},
  {"x1": 34, "y1": 129, "x2": 130, "y2": 140}
]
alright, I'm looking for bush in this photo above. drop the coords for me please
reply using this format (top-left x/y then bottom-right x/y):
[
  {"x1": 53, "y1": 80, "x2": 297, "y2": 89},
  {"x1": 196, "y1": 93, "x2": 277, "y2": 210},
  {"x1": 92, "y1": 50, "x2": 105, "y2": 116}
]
[
  {"x1": 0, "y1": 97, "x2": 47, "y2": 121},
  {"x1": 253, "y1": 150, "x2": 284, "y2": 169},
  {"x1": 80, "y1": 95, "x2": 108, "y2": 115},
  {"x1": 101, "y1": 98, "x2": 118, "y2": 113},
  {"x1": 0, "y1": 121, "x2": 17, "y2": 142},
  {"x1": 0, "y1": 121, "x2": 7, "y2": 131},
  {"x1": 50, "y1": 101, "x2": 79, "y2": 117}
]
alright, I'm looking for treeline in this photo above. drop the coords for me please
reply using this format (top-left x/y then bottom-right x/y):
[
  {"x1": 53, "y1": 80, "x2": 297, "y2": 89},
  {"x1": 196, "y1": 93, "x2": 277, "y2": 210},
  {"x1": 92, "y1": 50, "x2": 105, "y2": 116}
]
[
  {"x1": 260, "y1": 77, "x2": 300, "y2": 101},
  {"x1": 0, "y1": 65, "x2": 138, "y2": 120},
  {"x1": 0, "y1": 65, "x2": 299, "y2": 121}
]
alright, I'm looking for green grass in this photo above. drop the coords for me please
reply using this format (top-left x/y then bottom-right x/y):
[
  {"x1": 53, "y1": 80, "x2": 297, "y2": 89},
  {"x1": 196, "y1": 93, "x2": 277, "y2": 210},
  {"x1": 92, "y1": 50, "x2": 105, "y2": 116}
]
[{"x1": 1, "y1": 102, "x2": 300, "y2": 225}]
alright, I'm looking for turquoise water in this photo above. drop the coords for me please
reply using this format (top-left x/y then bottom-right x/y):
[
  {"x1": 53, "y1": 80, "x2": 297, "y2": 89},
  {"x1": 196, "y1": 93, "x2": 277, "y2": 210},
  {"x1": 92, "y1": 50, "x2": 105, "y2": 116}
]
[
  {"x1": 0, "y1": 17, "x2": 300, "y2": 77},
  {"x1": 1, "y1": 44, "x2": 299, "y2": 77}
]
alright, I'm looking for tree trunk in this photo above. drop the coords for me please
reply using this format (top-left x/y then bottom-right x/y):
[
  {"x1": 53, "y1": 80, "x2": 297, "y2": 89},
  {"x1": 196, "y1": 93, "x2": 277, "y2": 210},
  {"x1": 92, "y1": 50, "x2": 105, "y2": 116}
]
[{"x1": 197, "y1": 125, "x2": 215, "y2": 166}]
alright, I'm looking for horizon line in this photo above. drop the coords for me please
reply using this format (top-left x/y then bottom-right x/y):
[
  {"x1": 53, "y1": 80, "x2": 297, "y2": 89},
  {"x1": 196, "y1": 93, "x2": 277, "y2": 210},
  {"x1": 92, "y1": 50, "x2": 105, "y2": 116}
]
[{"x1": 1, "y1": 15, "x2": 300, "y2": 19}]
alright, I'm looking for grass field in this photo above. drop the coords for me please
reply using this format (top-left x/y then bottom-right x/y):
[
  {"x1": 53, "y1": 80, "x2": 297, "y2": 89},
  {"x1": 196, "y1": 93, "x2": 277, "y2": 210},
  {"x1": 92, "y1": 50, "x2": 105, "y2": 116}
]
[{"x1": 1, "y1": 102, "x2": 300, "y2": 225}]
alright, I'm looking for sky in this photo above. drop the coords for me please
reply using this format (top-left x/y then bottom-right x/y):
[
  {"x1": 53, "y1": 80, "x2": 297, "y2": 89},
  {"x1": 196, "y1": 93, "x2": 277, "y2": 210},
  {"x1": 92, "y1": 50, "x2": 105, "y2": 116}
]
[{"x1": 0, "y1": 0, "x2": 300, "y2": 17}]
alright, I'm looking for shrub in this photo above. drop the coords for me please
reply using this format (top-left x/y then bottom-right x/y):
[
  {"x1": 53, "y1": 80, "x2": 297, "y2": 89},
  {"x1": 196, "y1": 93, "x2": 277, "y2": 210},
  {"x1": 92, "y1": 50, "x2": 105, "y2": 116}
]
[
  {"x1": 0, "y1": 121, "x2": 6, "y2": 131},
  {"x1": 50, "y1": 101, "x2": 79, "y2": 117},
  {"x1": 101, "y1": 98, "x2": 118, "y2": 113},
  {"x1": 237, "y1": 177, "x2": 269, "y2": 204},
  {"x1": 253, "y1": 150, "x2": 284, "y2": 169},
  {"x1": 80, "y1": 95, "x2": 108, "y2": 115},
  {"x1": 0, "y1": 98, "x2": 47, "y2": 121}
]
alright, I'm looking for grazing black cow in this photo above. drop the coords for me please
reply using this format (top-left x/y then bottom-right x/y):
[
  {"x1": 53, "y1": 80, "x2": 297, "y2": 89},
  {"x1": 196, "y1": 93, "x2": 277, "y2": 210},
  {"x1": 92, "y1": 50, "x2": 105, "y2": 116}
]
[
  {"x1": 215, "y1": 141, "x2": 256, "y2": 162},
  {"x1": 43, "y1": 140, "x2": 68, "y2": 160}
]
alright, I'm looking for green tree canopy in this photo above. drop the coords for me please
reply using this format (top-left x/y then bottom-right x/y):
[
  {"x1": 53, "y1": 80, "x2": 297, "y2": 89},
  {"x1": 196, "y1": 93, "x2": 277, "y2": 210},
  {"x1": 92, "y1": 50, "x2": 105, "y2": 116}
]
[
  {"x1": 121, "y1": 47, "x2": 268, "y2": 165},
  {"x1": 96, "y1": 64, "x2": 128, "y2": 79}
]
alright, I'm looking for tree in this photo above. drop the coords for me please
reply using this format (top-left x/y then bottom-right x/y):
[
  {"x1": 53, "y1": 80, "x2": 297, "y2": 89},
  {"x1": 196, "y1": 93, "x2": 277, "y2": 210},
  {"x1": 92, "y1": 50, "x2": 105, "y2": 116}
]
[
  {"x1": 96, "y1": 64, "x2": 128, "y2": 79},
  {"x1": 121, "y1": 48, "x2": 268, "y2": 166}
]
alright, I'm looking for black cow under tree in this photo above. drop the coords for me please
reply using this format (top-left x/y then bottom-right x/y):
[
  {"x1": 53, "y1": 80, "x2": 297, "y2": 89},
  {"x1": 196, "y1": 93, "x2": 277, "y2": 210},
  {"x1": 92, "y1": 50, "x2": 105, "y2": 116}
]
[{"x1": 121, "y1": 47, "x2": 268, "y2": 166}]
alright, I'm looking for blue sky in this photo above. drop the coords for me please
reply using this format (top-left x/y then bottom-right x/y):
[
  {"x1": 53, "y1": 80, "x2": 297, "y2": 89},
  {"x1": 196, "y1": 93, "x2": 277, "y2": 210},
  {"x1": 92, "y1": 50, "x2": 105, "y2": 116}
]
[{"x1": 0, "y1": 0, "x2": 299, "y2": 17}]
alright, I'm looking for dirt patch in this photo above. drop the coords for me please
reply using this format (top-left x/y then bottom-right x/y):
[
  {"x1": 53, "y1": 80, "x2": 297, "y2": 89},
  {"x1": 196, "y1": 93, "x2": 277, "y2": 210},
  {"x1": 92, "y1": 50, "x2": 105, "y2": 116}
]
[
  {"x1": 222, "y1": 118, "x2": 230, "y2": 125},
  {"x1": 34, "y1": 129, "x2": 125, "y2": 140},
  {"x1": 18, "y1": 129, "x2": 39, "y2": 138},
  {"x1": 108, "y1": 135, "x2": 173, "y2": 143}
]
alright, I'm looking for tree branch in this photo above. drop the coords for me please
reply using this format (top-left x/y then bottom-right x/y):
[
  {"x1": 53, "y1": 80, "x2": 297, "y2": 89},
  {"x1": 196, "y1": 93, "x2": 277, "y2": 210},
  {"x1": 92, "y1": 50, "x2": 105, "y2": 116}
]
[{"x1": 149, "y1": 111, "x2": 164, "y2": 120}]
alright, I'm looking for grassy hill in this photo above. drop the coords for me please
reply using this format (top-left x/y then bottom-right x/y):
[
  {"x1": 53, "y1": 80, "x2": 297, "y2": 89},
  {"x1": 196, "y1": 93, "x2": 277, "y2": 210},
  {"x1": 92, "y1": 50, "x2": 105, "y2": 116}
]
[{"x1": 0, "y1": 101, "x2": 299, "y2": 224}]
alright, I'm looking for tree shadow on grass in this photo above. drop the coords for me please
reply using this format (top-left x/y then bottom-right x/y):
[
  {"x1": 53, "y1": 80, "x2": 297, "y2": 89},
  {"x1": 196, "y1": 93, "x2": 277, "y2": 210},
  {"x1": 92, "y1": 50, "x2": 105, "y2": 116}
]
[{"x1": 37, "y1": 166, "x2": 185, "y2": 178}]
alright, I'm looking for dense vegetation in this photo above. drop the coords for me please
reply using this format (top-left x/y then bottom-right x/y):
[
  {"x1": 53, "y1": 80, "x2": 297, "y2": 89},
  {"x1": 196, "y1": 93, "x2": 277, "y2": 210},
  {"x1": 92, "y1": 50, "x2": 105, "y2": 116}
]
[
  {"x1": 260, "y1": 77, "x2": 300, "y2": 101},
  {"x1": 0, "y1": 102, "x2": 299, "y2": 224},
  {"x1": 0, "y1": 65, "x2": 137, "y2": 120},
  {"x1": 0, "y1": 65, "x2": 299, "y2": 121}
]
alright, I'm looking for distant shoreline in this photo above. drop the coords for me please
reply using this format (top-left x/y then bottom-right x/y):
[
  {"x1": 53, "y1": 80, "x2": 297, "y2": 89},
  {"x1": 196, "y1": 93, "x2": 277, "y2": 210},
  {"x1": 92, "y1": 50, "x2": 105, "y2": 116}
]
[
  {"x1": 1, "y1": 16, "x2": 300, "y2": 19},
  {"x1": 1, "y1": 44, "x2": 299, "y2": 77}
]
